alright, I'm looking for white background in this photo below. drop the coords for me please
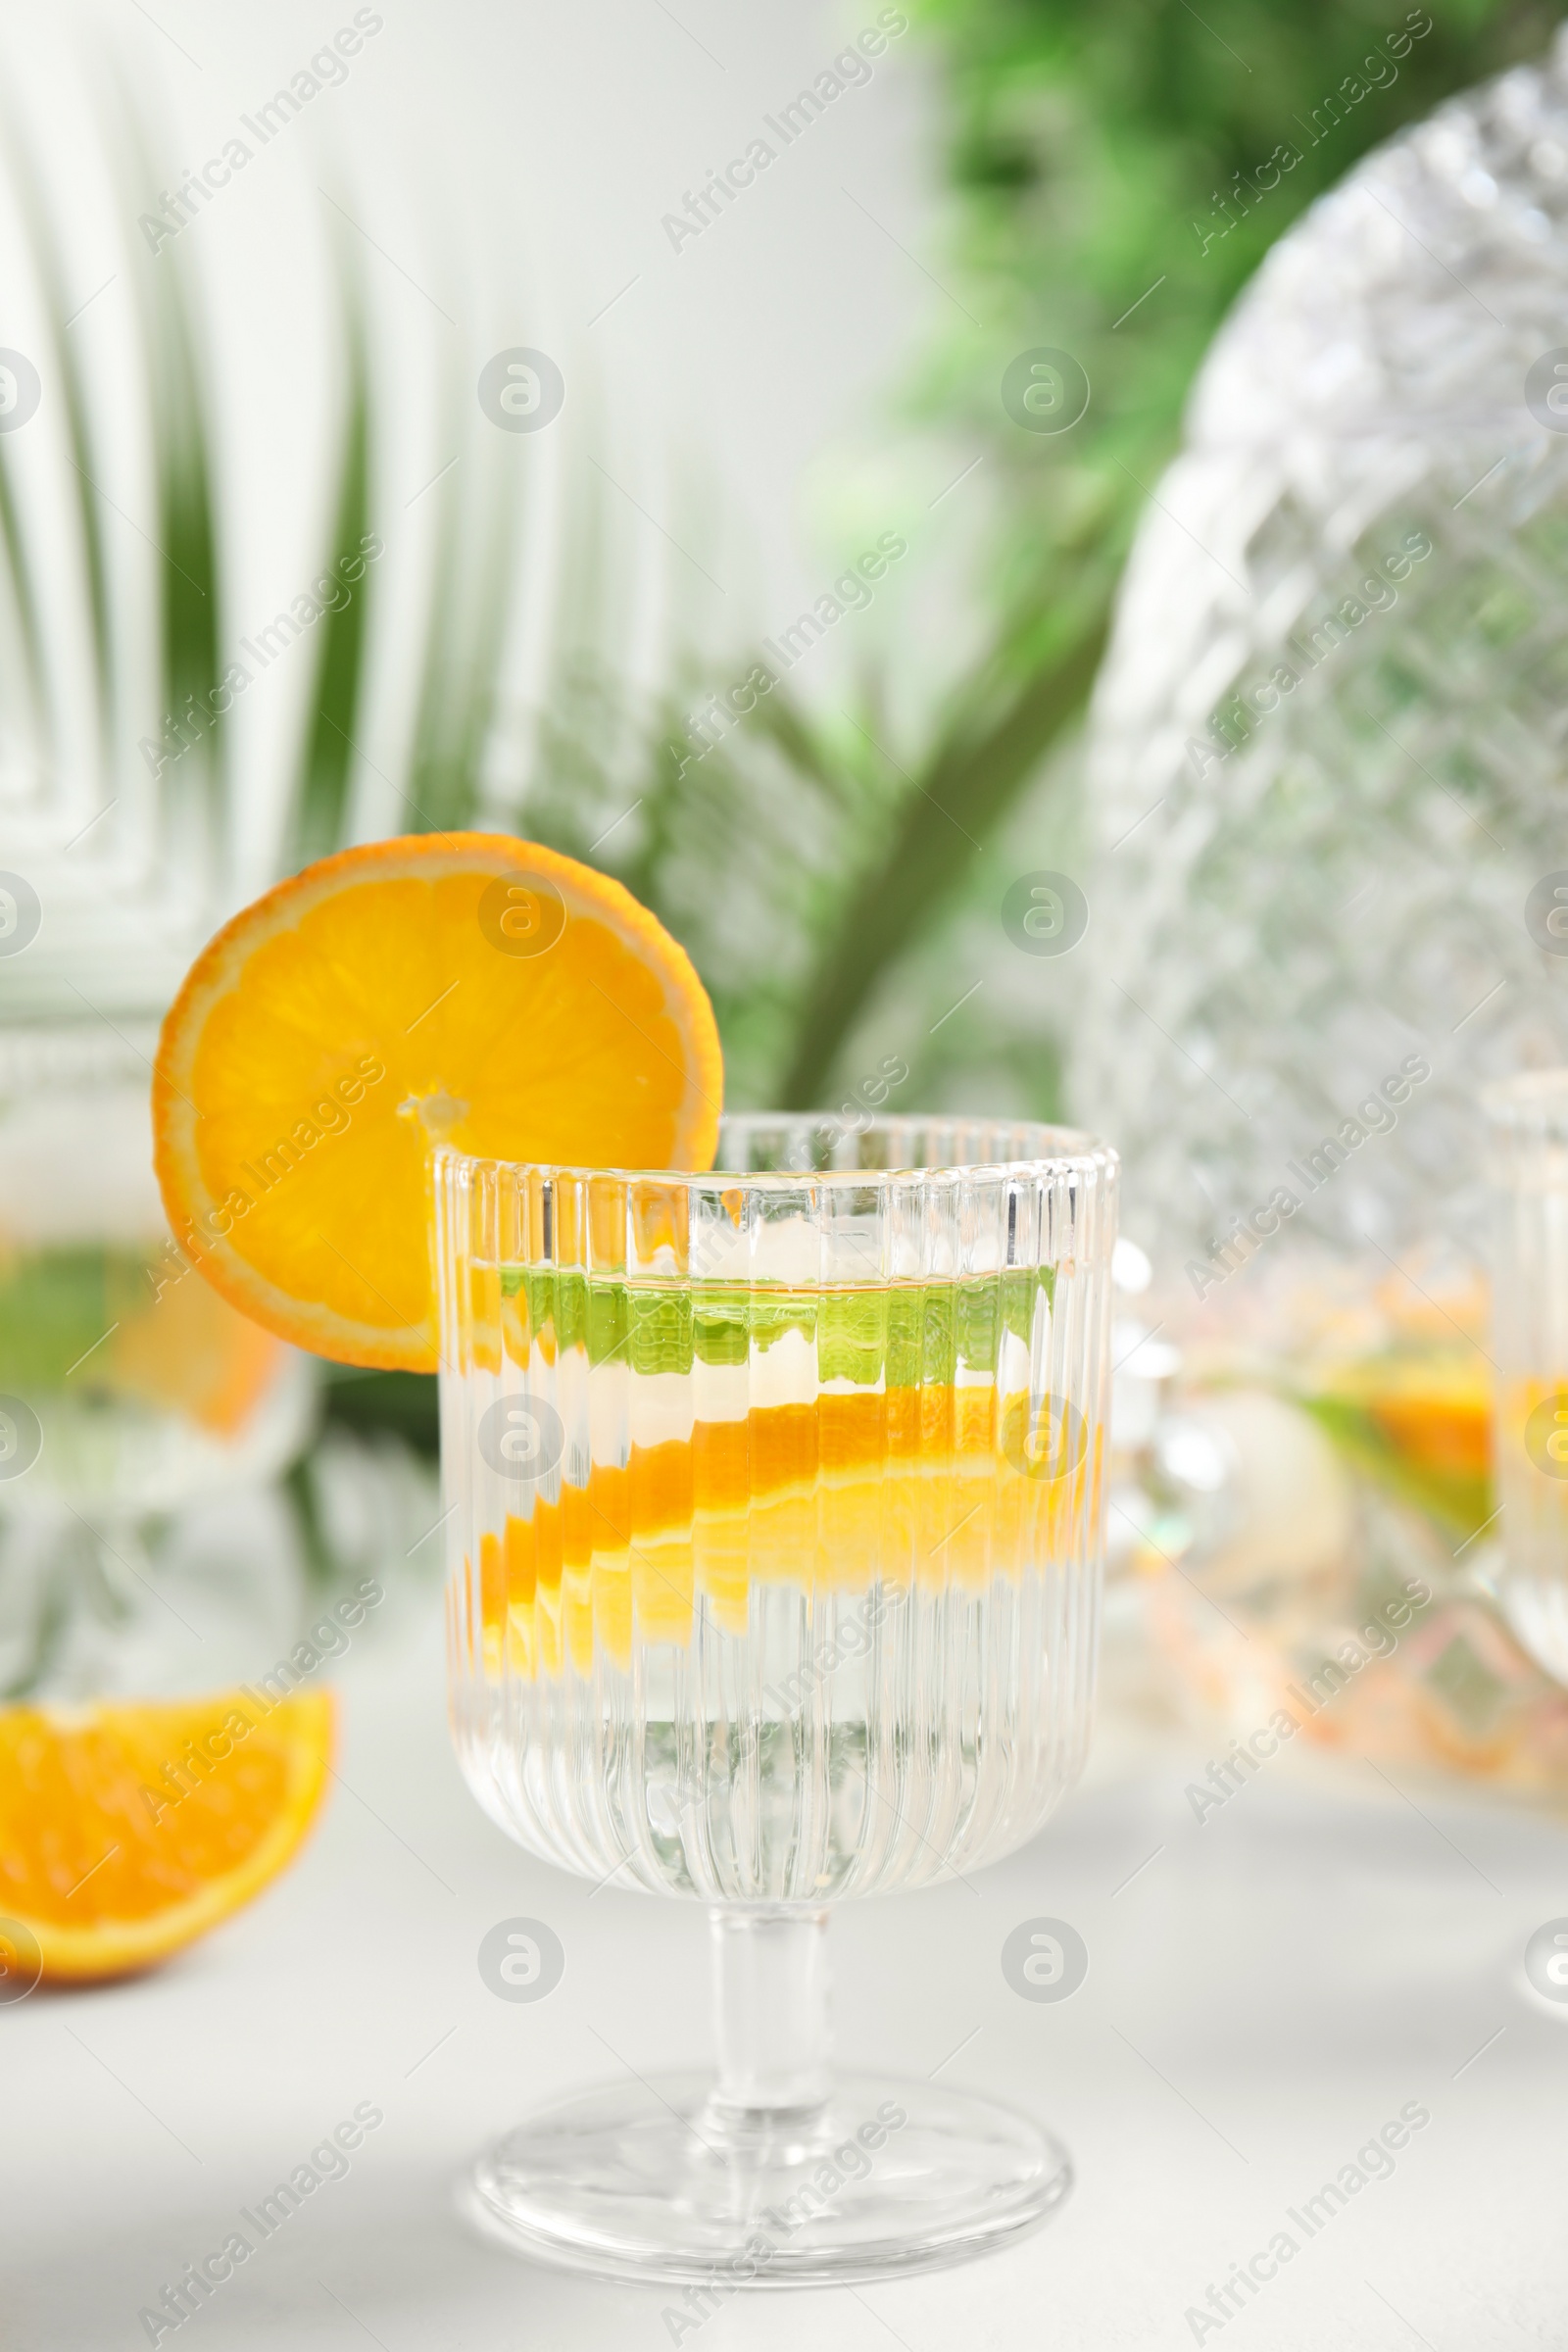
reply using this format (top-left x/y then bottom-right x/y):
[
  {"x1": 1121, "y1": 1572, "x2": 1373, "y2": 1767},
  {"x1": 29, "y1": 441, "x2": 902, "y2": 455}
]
[
  {"x1": 6, "y1": 0, "x2": 942, "y2": 668},
  {"x1": 0, "y1": 0, "x2": 959, "y2": 934}
]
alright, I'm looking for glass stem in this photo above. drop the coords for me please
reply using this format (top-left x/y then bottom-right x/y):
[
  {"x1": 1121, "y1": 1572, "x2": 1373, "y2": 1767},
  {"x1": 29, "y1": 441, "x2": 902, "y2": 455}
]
[{"x1": 709, "y1": 1907, "x2": 832, "y2": 2115}]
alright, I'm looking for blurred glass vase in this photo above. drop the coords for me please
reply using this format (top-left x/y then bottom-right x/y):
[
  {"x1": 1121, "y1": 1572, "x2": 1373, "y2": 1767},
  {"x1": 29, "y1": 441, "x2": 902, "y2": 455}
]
[{"x1": 0, "y1": 1022, "x2": 313, "y2": 1697}]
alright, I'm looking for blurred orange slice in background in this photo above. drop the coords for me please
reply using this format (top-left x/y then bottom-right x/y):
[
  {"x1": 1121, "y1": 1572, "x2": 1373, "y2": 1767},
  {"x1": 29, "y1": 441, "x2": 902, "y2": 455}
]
[
  {"x1": 0, "y1": 1690, "x2": 332, "y2": 1983},
  {"x1": 152, "y1": 833, "x2": 722, "y2": 1374},
  {"x1": 1305, "y1": 1348, "x2": 1492, "y2": 1542},
  {"x1": 106, "y1": 1254, "x2": 286, "y2": 1436}
]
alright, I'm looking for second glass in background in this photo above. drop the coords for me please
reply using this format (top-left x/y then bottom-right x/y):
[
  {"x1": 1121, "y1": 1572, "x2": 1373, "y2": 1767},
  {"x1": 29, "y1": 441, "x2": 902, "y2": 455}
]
[{"x1": 1486, "y1": 1069, "x2": 1568, "y2": 1688}]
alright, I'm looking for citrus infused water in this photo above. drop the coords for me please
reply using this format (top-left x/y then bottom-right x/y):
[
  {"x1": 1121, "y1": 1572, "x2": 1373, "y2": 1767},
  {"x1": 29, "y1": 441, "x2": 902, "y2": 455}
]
[
  {"x1": 0, "y1": 1027, "x2": 308, "y2": 1513},
  {"x1": 440, "y1": 1123, "x2": 1116, "y2": 1902},
  {"x1": 466, "y1": 1265, "x2": 1089, "y2": 1673}
]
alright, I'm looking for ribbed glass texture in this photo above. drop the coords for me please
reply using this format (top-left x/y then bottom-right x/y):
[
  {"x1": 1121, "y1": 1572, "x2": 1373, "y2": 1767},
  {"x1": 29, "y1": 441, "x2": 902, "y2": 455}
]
[
  {"x1": 1076, "y1": 40, "x2": 1568, "y2": 1266},
  {"x1": 439, "y1": 1116, "x2": 1117, "y2": 1902}
]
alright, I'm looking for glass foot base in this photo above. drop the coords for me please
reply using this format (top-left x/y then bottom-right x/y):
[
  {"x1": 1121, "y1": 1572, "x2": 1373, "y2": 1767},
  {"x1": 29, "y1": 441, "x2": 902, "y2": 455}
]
[{"x1": 461, "y1": 2070, "x2": 1071, "y2": 2287}]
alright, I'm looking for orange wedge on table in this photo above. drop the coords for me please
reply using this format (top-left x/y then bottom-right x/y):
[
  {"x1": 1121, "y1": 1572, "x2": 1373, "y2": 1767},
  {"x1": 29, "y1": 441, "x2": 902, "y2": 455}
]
[
  {"x1": 153, "y1": 834, "x2": 723, "y2": 1372},
  {"x1": 0, "y1": 1690, "x2": 332, "y2": 1984}
]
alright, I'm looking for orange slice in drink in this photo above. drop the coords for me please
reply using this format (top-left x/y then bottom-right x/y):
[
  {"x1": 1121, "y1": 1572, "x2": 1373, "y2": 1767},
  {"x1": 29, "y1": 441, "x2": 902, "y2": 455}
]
[
  {"x1": 0, "y1": 1690, "x2": 332, "y2": 1984},
  {"x1": 153, "y1": 834, "x2": 722, "y2": 1372}
]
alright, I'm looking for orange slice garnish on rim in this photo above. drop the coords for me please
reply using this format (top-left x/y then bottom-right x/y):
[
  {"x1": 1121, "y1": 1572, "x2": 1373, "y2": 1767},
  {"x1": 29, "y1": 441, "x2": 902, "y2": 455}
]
[{"x1": 152, "y1": 834, "x2": 722, "y2": 1372}]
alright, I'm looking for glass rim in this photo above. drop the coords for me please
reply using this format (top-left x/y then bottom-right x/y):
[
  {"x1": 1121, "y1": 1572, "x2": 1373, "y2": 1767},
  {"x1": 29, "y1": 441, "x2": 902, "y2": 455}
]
[{"x1": 431, "y1": 1113, "x2": 1117, "y2": 1190}]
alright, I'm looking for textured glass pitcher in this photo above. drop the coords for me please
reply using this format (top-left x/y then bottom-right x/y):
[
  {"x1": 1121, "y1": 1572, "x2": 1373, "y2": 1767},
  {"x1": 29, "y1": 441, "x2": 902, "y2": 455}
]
[{"x1": 1078, "y1": 40, "x2": 1568, "y2": 1272}]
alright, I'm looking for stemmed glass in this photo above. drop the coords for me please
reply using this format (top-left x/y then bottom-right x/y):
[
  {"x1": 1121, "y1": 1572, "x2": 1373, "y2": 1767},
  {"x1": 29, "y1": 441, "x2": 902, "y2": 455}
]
[{"x1": 436, "y1": 1114, "x2": 1117, "y2": 2285}]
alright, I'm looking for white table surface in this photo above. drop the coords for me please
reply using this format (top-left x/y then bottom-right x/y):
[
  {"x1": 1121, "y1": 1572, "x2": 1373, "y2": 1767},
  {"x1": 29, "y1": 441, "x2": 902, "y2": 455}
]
[{"x1": 9, "y1": 1590, "x2": 1567, "y2": 2352}]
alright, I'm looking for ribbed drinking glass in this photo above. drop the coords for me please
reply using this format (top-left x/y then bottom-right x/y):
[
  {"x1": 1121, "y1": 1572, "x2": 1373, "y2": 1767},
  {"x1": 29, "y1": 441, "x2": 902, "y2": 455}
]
[{"x1": 438, "y1": 1114, "x2": 1117, "y2": 2285}]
